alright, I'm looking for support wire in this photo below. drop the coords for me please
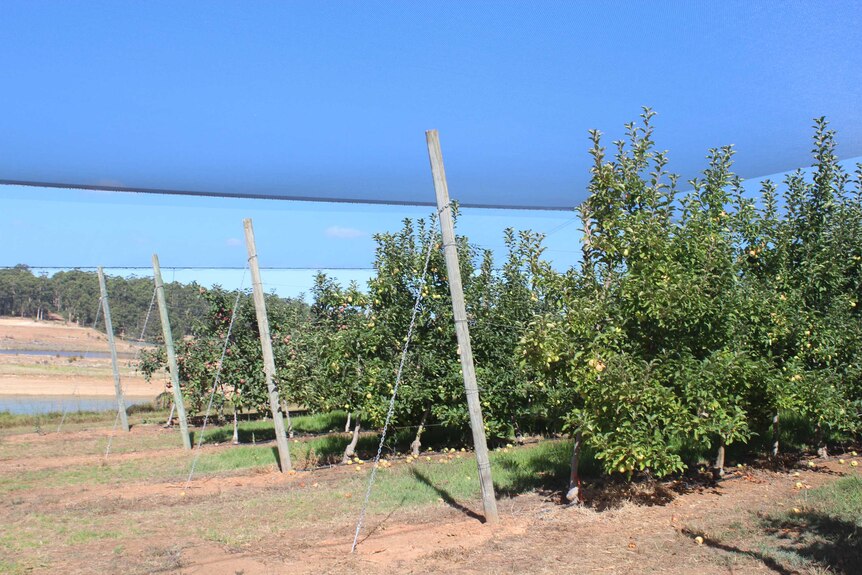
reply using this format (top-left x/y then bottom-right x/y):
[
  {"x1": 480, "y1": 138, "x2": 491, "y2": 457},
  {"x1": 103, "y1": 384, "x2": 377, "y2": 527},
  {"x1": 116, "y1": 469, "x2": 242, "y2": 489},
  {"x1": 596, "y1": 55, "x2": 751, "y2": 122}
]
[
  {"x1": 350, "y1": 220, "x2": 437, "y2": 553},
  {"x1": 184, "y1": 270, "x2": 247, "y2": 488},
  {"x1": 103, "y1": 287, "x2": 157, "y2": 458},
  {"x1": 56, "y1": 298, "x2": 103, "y2": 433}
]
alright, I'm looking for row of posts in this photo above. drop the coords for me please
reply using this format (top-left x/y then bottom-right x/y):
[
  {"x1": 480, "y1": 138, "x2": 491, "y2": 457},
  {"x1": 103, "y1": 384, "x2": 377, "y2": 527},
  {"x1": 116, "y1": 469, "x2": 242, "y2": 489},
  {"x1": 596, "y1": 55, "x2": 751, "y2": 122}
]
[
  {"x1": 98, "y1": 131, "x2": 498, "y2": 523},
  {"x1": 97, "y1": 256, "x2": 191, "y2": 447},
  {"x1": 98, "y1": 223, "x2": 288, "y2": 460}
]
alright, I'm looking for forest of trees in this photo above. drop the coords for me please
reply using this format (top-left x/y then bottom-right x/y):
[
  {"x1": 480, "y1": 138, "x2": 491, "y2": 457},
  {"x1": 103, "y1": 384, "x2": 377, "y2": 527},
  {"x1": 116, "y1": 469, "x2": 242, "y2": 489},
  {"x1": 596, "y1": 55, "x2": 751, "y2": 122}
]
[{"x1": 0, "y1": 266, "x2": 209, "y2": 340}]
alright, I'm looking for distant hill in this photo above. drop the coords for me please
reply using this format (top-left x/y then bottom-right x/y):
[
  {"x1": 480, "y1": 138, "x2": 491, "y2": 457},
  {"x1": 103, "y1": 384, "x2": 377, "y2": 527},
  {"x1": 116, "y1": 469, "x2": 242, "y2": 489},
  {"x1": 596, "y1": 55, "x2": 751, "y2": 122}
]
[{"x1": 0, "y1": 265, "x2": 208, "y2": 341}]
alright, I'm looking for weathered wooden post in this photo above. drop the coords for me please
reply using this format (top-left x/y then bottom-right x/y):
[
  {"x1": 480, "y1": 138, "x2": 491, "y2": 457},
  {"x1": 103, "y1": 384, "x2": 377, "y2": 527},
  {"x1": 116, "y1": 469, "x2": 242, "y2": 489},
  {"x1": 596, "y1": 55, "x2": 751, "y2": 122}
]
[
  {"x1": 97, "y1": 267, "x2": 130, "y2": 433},
  {"x1": 243, "y1": 218, "x2": 292, "y2": 472},
  {"x1": 152, "y1": 254, "x2": 192, "y2": 450},
  {"x1": 425, "y1": 130, "x2": 499, "y2": 524}
]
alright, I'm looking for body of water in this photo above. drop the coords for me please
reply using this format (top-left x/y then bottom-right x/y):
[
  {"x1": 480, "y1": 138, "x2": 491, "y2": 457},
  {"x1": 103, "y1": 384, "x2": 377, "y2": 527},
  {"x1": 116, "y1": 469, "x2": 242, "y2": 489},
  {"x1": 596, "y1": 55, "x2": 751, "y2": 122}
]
[{"x1": 0, "y1": 395, "x2": 153, "y2": 415}]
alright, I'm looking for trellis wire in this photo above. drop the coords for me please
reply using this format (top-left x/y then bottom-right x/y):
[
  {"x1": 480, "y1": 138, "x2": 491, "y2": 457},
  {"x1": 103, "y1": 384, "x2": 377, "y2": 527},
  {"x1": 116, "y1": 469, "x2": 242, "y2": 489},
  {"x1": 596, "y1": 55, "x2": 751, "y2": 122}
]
[
  {"x1": 164, "y1": 266, "x2": 178, "y2": 419},
  {"x1": 184, "y1": 270, "x2": 247, "y2": 488},
  {"x1": 103, "y1": 287, "x2": 157, "y2": 458},
  {"x1": 8, "y1": 265, "x2": 376, "y2": 271},
  {"x1": 350, "y1": 220, "x2": 437, "y2": 553},
  {"x1": 55, "y1": 397, "x2": 73, "y2": 433},
  {"x1": 140, "y1": 286, "x2": 157, "y2": 343},
  {"x1": 56, "y1": 298, "x2": 104, "y2": 433},
  {"x1": 103, "y1": 408, "x2": 122, "y2": 460}
]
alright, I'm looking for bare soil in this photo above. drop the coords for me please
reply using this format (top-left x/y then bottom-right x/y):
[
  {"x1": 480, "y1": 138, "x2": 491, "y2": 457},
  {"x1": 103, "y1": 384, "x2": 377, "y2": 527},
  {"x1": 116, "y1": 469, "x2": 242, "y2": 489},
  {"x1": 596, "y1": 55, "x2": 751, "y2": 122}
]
[
  {"x1": 2, "y1": 317, "x2": 858, "y2": 573},
  {"x1": 0, "y1": 317, "x2": 159, "y2": 397},
  {"x1": 2, "y1": 422, "x2": 859, "y2": 574},
  {"x1": 0, "y1": 317, "x2": 141, "y2": 353}
]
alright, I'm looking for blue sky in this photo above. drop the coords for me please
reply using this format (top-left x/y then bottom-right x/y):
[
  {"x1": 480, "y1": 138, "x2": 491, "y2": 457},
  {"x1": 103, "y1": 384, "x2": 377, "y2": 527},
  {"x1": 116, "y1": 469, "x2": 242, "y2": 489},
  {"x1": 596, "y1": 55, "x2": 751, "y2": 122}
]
[
  {"x1": 1, "y1": 2, "x2": 861, "y2": 296},
  {"x1": 6, "y1": 155, "x2": 861, "y2": 300},
  {"x1": 1, "y1": 184, "x2": 583, "y2": 298}
]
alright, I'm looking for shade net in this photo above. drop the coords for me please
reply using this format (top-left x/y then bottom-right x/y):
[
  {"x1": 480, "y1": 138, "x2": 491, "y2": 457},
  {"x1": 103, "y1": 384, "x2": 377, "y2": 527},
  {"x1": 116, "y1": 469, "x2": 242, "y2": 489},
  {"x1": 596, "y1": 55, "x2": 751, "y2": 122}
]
[{"x1": 1, "y1": 2, "x2": 860, "y2": 210}]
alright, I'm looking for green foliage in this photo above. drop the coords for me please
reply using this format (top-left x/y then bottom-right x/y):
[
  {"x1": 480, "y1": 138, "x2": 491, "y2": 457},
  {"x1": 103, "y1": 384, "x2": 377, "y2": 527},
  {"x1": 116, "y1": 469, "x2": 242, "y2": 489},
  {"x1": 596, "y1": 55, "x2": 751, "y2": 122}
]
[
  {"x1": 141, "y1": 286, "x2": 310, "y2": 417},
  {"x1": 522, "y1": 110, "x2": 862, "y2": 478},
  {"x1": 135, "y1": 111, "x2": 862, "y2": 485},
  {"x1": 299, "y1": 215, "x2": 546, "y2": 440}
]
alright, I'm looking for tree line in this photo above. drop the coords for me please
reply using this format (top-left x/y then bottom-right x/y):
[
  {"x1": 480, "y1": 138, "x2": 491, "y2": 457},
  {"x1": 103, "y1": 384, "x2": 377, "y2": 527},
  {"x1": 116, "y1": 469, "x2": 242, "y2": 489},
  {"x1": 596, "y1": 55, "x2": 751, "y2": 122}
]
[{"x1": 0, "y1": 266, "x2": 209, "y2": 340}]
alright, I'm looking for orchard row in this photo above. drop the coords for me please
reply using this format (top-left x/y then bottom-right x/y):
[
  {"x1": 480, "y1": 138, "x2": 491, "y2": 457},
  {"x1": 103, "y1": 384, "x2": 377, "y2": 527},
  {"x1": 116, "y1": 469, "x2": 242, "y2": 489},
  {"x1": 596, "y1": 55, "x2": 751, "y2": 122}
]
[{"x1": 141, "y1": 112, "x2": 862, "y2": 485}]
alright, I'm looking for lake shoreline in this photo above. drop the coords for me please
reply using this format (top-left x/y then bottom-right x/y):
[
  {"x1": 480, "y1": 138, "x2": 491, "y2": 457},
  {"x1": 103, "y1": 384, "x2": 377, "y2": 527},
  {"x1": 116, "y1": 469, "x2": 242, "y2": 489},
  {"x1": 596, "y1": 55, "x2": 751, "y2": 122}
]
[{"x1": 0, "y1": 394, "x2": 156, "y2": 415}]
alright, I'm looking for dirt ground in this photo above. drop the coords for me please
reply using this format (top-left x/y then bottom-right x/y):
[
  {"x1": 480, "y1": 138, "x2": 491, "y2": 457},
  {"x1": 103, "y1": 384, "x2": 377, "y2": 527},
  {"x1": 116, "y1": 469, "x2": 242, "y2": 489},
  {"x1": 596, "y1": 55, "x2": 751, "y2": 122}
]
[
  {"x1": 2, "y1": 423, "x2": 859, "y2": 575},
  {"x1": 0, "y1": 317, "x2": 159, "y2": 397},
  {"x1": 2, "y1": 317, "x2": 859, "y2": 573},
  {"x1": 0, "y1": 317, "x2": 141, "y2": 354}
]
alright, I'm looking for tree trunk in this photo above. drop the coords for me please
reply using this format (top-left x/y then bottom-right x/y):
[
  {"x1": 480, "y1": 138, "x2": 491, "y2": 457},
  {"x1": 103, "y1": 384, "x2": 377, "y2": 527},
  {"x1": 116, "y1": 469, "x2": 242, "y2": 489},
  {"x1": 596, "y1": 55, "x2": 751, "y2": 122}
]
[
  {"x1": 280, "y1": 400, "x2": 294, "y2": 438},
  {"x1": 565, "y1": 431, "x2": 583, "y2": 504},
  {"x1": 345, "y1": 411, "x2": 352, "y2": 433},
  {"x1": 342, "y1": 417, "x2": 361, "y2": 463},
  {"x1": 164, "y1": 403, "x2": 175, "y2": 427},
  {"x1": 815, "y1": 423, "x2": 828, "y2": 458},
  {"x1": 772, "y1": 412, "x2": 780, "y2": 457},
  {"x1": 232, "y1": 406, "x2": 240, "y2": 445},
  {"x1": 511, "y1": 417, "x2": 524, "y2": 443},
  {"x1": 714, "y1": 442, "x2": 726, "y2": 477},
  {"x1": 410, "y1": 407, "x2": 431, "y2": 457}
]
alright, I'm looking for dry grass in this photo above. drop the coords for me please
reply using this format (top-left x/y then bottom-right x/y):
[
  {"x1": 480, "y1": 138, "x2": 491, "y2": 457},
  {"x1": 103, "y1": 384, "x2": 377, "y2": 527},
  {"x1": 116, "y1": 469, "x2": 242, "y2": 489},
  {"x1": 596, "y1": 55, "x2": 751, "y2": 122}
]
[{"x1": 2, "y1": 416, "x2": 861, "y2": 574}]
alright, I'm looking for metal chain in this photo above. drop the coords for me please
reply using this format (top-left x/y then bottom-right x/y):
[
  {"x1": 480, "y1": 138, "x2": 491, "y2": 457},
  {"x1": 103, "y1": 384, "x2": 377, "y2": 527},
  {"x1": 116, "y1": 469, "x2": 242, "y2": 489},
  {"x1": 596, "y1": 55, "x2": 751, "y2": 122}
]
[
  {"x1": 185, "y1": 270, "x2": 246, "y2": 488},
  {"x1": 351, "y1": 220, "x2": 437, "y2": 553}
]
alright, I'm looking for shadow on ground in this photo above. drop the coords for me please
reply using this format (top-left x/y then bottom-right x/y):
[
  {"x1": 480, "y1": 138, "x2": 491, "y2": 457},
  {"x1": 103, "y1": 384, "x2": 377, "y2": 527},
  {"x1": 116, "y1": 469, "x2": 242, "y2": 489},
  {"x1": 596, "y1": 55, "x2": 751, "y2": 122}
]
[
  {"x1": 760, "y1": 510, "x2": 862, "y2": 574},
  {"x1": 683, "y1": 475, "x2": 862, "y2": 575},
  {"x1": 411, "y1": 468, "x2": 485, "y2": 522}
]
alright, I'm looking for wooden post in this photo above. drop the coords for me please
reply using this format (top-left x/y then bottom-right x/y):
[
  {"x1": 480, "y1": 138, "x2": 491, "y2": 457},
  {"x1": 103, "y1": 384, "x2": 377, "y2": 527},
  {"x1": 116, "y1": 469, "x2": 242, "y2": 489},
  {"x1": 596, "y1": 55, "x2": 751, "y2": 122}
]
[
  {"x1": 426, "y1": 130, "x2": 499, "y2": 524},
  {"x1": 97, "y1": 267, "x2": 130, "y2": 432},
  {"x1": 152, "y1": 254, "x2": 192, "y2": 450},
  {"x1": 243, "y1": 218, "x2": 292, "y2": 472}
]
